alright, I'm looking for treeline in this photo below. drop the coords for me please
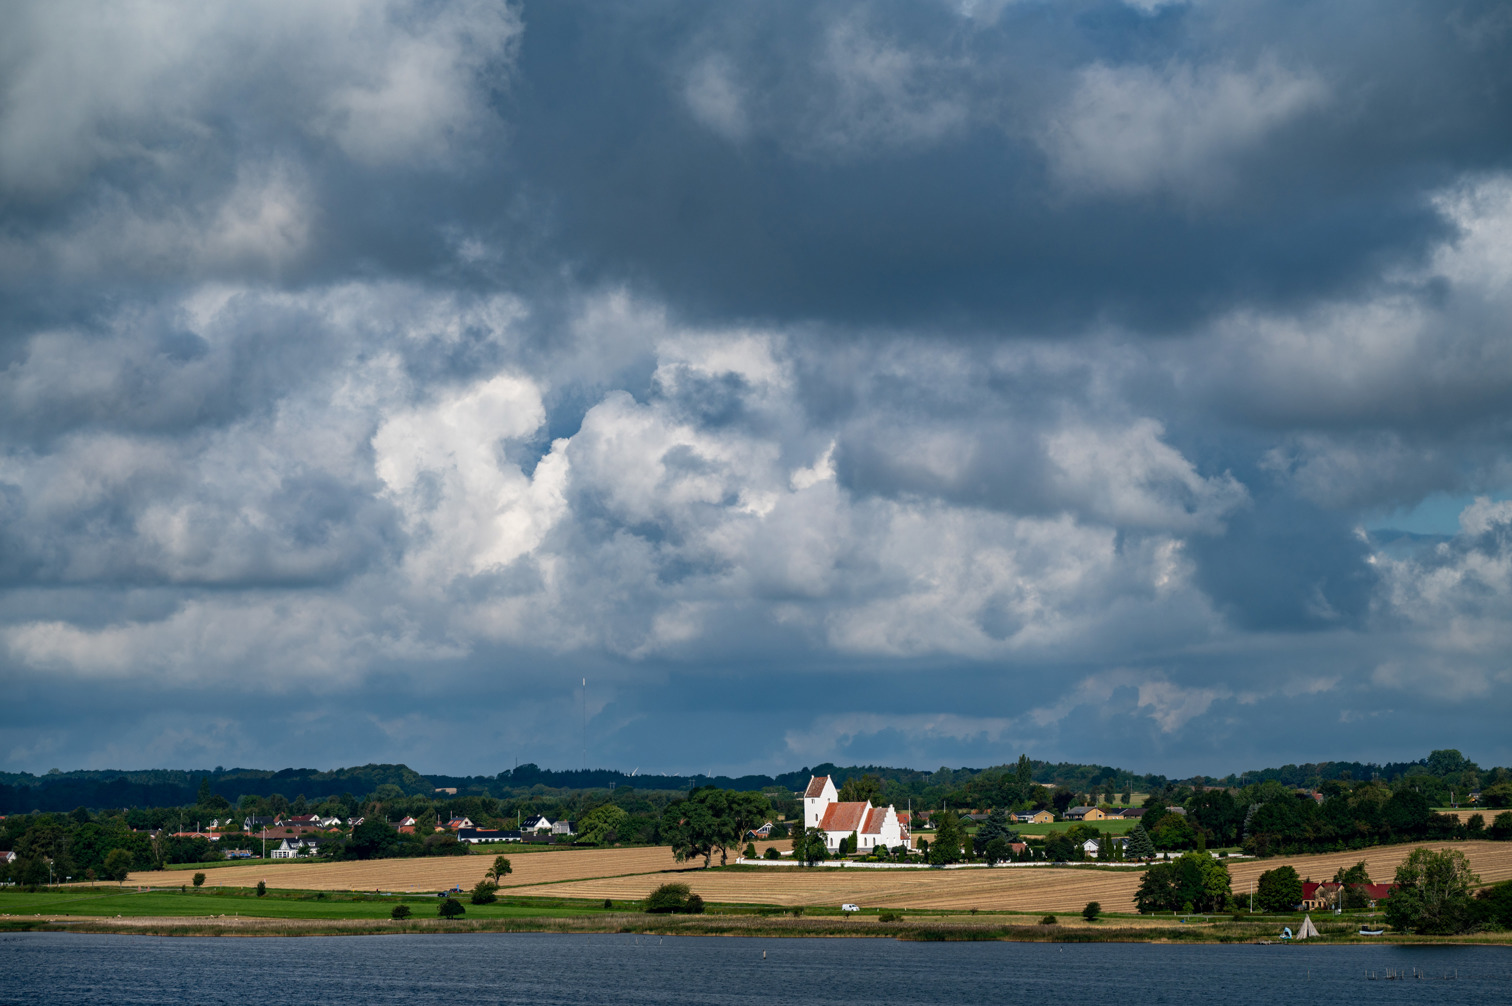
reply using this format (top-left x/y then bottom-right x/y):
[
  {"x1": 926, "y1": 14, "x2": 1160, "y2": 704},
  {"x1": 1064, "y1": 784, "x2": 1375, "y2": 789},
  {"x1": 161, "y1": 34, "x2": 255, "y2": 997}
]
[
  {"x1": 0, "y1": 764, "x2": 433, "y2": 814},
  {"x1": 5, "y1": 750, "x2": 1509, "y2": 821}
]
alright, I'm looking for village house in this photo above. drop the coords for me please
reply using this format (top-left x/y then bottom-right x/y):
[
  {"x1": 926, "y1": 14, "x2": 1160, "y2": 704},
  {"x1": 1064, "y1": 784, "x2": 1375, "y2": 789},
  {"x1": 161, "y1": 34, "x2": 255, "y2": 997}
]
[
  {"x1": 445, "y1": 816, "x2": 475, "y2": 831},
  {"x1": 1014, "y1": 810, "x2": 1055, "y2": 824},
  {"x1": 396, "y1": 816, "x2": 419, "y2": 834},
  {"x1": 802, "y1": 775, "x2": 910, "y2": 853},
  {"x1": 1064, "y1": 806, "x2": 1106, "y2": 821},
  {"x1": 271, "y1": 837, "x2": 322, "y2": 859},
  {"x1": 0, "y1": 850, "x2": 14, "y2": 863}
]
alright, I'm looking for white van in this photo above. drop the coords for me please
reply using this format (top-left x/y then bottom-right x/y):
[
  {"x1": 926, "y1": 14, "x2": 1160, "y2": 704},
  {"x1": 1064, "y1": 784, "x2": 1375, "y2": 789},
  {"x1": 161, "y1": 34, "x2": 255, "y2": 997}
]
[{"x1": 840, "y1": 903, "x2": 860, "y2": 912}]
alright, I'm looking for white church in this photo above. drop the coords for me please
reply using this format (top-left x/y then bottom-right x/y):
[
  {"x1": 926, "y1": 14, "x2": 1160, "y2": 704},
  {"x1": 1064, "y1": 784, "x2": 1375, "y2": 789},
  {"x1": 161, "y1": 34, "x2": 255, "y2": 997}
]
[{"x1": 803, "y1": 775, "x2": 911, "y2": 853}]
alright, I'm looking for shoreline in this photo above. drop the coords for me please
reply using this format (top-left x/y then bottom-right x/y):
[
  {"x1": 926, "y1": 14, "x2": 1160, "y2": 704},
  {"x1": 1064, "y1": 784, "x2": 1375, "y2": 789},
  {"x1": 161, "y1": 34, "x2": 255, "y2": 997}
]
[{"x1": 5, "y1": 913, "x2": 1510, "y2": 945}]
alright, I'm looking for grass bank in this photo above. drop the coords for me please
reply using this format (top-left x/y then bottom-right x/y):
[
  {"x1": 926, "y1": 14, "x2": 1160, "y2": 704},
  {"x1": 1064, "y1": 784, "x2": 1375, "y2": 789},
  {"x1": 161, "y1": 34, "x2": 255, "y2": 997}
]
[{"x1": 3, "y1": 886, "x2": 1508, "y2": 945}]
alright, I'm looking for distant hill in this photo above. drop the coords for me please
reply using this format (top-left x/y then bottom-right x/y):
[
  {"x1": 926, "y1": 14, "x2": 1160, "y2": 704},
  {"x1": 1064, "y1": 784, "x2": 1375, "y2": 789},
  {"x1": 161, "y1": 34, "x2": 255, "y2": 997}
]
[
  {"x1": 0, "y1": 763, "x2": 432, "y2": 814},
  {"x1": 0, "y1": 753, "x2": 1482, "y2": 813}
]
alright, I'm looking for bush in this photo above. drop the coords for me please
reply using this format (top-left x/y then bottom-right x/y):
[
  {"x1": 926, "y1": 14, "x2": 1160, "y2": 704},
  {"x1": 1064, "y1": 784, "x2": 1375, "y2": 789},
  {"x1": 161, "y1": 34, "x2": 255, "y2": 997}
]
[
  {"x1": 438, "y1": 897, "x2": 465, "y2": 919},
  {"x1": 391, "y1": 904, "x2": 411, "y2": 920},
  {"x1": 763, "y1": 847, "x2": 780, "y2": 860},
  {"x1": 192, "y1": 872, "x2": 206, "y2": 889},
  {"x1": 744, "y1": 843, "x2": 757, "y2": 859},
  {"x1": 256, "y1": 880, "x2": 267, "y2": 898},
  {"x1": 470, "y1": 880, "x2": 498, "y2": 905},
  {"x1": 645, "y1": 882, "x2": 699, "y2": 914},
  {"x1": 603, "y1": 898, "x2": 614, "y2": 909},
  {"x1": 1040, "y1": 914, "x2": 1058, "y2": 926},
  {"x1": 686, "y1": 894, "x2": 705, "y2": 914},
  {"x1": 878, "y1": 911, "x2": 901, "y2": 923},
  {"x1": 1082, "y1": 902, "x2": 1101, "y2": 922}
]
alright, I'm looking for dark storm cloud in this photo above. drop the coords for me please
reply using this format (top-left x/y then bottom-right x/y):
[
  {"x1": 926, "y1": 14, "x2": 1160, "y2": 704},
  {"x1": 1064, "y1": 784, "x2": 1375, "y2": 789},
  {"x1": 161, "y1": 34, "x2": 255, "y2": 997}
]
[{"x1": 3, "y1": 0, "x2": 1512, "y2": 775}]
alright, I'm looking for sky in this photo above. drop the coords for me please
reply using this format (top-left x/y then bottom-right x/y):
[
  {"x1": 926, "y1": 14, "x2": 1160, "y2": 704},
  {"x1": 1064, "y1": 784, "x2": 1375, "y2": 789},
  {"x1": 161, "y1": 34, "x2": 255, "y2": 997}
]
[{"x1": 3, "y1": 0, "x2": 1512, "y2": 780}]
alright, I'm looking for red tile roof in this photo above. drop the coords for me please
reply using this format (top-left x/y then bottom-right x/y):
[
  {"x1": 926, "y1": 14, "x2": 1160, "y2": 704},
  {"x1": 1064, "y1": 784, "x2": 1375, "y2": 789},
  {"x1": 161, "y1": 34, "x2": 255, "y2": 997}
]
[
  {"x1": 862, "y1": 807, "x2": 887, "y2": 834},
  {"x1": 818, "y1": 802, "x2": 870, "y2": 833},
  {"x1": 804, "y1": 776, "x2": 831, "y2": 798}
]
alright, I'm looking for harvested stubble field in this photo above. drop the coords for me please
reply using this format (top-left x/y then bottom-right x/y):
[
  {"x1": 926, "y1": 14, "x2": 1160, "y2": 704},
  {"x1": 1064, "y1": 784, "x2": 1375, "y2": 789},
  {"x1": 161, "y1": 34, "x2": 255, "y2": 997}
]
[
  {"x1": 125, "y1": 845, "x2": 685, "y2": 892},
  {"x1": 1224, "y1": 840, "x2": 1512, "y2": 890},
  {"x1": 506, "y1": 865, "x2": 1147, "y2": 913},
  {"x1": 122, "y1": 841, "x2": 1512, "y2": 914}
]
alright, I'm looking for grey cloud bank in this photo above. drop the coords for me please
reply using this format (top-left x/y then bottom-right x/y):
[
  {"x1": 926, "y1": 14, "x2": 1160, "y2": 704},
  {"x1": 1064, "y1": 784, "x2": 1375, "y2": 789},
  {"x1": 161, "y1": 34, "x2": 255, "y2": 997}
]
[{"x1": 2, "y1": 0, "x2": 1511, "y2": 778}]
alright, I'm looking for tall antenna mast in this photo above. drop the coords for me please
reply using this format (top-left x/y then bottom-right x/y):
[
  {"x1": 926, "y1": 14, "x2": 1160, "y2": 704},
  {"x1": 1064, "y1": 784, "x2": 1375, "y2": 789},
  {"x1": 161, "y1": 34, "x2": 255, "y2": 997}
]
[{"x1": 582, "y1": 677, "x2": 587, "y2": 771}]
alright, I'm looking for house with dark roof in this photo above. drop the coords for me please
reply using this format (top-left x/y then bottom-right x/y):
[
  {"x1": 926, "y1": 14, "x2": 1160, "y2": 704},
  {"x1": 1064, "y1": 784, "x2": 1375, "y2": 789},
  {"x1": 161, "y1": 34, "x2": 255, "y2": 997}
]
[
  {"x1": 1065, "y1": 806, "x2": 1106, "y2": 821},
  {"x1": 802, "y1": 775, "x2": 910, "y2": 853}
]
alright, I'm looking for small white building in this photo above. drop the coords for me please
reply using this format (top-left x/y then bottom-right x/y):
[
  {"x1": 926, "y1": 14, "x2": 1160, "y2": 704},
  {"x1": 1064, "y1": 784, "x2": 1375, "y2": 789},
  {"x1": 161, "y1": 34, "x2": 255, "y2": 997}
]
[{"x1": 802, "y1": 775, "x2": 910, "y2": 853}]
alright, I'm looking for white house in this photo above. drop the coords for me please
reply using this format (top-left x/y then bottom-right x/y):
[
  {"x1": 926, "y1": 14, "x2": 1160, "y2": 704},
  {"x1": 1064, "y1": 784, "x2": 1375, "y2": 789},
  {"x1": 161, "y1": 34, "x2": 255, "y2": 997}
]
[
  {"x1": 522, "y1": 814, "x2": 551, "y2": 834},
  {"x1": 0, "y1": 850, "x2": 14, "y2": 863},
  {"x1": 271, "y1": 837, "x2": 322, "y2": 859},
  {"x1": 802, "y1": 775, "x2": 910, "y2": 853}
]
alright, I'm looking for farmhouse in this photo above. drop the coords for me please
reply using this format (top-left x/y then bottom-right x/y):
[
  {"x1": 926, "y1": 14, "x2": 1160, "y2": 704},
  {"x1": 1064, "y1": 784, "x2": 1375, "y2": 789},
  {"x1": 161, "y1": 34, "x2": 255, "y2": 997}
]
[
  {"x1": 1014, "y1": 810, "x2": 1055, "y2": 824},
  {"x1": 1301, "y1": 881, "x2": 1397, "y2": 910},
  {"x1": 802, "y1": 775, "x2": 911, "y2": 853}
]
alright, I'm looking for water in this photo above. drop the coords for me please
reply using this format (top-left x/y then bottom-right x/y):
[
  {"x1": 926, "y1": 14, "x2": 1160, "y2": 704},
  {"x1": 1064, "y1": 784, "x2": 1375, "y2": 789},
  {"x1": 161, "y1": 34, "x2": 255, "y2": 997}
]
[{"x1": 1, "y1": 933, "x2": 1509, "y2": 1005}]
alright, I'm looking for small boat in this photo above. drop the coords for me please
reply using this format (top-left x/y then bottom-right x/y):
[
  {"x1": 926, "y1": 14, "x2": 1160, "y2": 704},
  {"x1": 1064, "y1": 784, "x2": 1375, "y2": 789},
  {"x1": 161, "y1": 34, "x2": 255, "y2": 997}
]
[{"x1": 1358, "y1": 927, "x2": 1386, "y2": 936}]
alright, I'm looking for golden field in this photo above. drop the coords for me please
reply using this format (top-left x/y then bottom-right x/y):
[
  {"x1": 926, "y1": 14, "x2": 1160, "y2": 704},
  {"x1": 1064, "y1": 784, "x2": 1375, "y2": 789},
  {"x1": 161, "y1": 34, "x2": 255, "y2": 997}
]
[
  {"x1": 505, "y1": 864, "x2": 1145, "y2": 913},
  {"x1": 126, "y1": 845, "x2": 683, "y2": 892},
  {"x1": 125, "y1": 841, "x2": 1512, "y2": 913}
]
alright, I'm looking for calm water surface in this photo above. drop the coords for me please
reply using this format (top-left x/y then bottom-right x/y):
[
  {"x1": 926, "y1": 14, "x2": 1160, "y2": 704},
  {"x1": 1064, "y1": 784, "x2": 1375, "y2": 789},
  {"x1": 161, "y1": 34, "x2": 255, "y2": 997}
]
[{"x1": 2, "y1": 933, "x2": 1510, "y2": 1005}]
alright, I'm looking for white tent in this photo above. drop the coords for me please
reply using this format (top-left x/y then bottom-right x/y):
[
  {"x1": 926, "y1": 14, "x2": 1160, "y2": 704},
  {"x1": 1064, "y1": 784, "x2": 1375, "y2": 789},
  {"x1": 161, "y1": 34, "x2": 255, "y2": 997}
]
[{"x1": 1297, "y1": 914, "x2": 1320, "y2": 940}]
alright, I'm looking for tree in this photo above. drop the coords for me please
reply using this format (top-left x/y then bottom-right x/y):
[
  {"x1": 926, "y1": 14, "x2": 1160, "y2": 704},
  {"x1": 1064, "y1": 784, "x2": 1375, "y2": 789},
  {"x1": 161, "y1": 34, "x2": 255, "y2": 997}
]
[
  {"x1": 346, "y1": 817, "x2": 402, "y2": 860},
  {"x1": 102, "y1": 848, "x2": 133, "y2": 884},
  {"x1": 575, "y1": 804, "x2": 630, "y2": 846},
  {"x1": 1044, "y1": 834, "x2": 1077, "y2": 863},
  {"x1": 1386, "y1": 847, "x2": 1480, "y2": 934},
  {"x1": 487, "y1": 856, "x2": 513, "y2": 884},
  {"x1": 197, "y1": 777, "x2": 214, "y2": 805},
  {"x1": 846, "y1": 830, "x2": 859, "y2": 857},
  {"x1": 928, "y1": 810, "x2": 965, "y2": 865},
  {"x1": 644, "y1": 882, "x2": 698, "y2": 913},
  {"x1": 391, "y1": 904, "x2": 411, "y2": 920},
  {"x1": 192, "y1": 872, "x2": 206, "y2": 889},
  {"x1": 981, "y1": 838, "x2": 1009, "y2": 866},
  {"x1": 1125, "y1": 823, "x2": 1155, "y2": 860},
  {"x1": 1491, "y1": 811, "x2": 1512, "y2": 840},
  {"x1": 1333, "y1": 861, "x2": 1373, "y2": 909},
  {"x1": 256, "y1": 880, "x2": 267, "y2": 897},
  {"x1": 1082, "y1": 901, "x2": 1101, "y2": 922},
  {"x1": 1136, "y1": 853, "x2": 1231, "y2": 914},
  {"x1": 1482, "y1": 783, "x2": 1512, "y2": 809},
  {"x1": 1473, "y1": 880, "x2": 1512, "y2": 929},
  {"x1": 838, "y1": 774, "x2": 882, "y2": 805},
  {"x1": 978, "y1": 808, "x2": 1018, "y2": 846},
  {"x1": 793, "y1": 825, "x2": 828, "y2": 866},
  {"x1": 470, "y1": 880, "x2": 498, "y2": 904},
  {"x1": 1256, "y1": 865, "x2": 1302, "y2": 912},
  {"x1": 438, "y1": 897, "x2": 465, "y2": 919}
]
